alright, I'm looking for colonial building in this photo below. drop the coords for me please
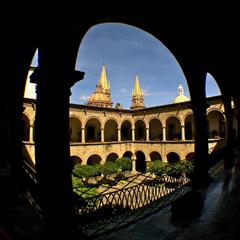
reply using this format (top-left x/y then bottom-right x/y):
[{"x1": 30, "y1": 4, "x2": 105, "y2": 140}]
[{"x1": 22, "y1": 65, "x2": 229, "y2": 173}]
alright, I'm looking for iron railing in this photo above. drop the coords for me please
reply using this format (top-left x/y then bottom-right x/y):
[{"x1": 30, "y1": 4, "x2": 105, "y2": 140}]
[{"x1": 75, "y1": 173, "x2": 191, "y2": 238}]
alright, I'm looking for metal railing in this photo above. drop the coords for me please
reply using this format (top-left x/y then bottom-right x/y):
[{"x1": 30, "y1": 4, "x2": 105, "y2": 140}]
[{"x1": 75, "y1": 173, "x2": 191, "y2": 238}]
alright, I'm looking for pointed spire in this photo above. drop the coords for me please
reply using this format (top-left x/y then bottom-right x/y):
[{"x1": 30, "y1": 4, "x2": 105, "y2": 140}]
[
  {"x1": 131, "y1": 74, "x2": 145, "y2": 109},
  {"x1": 98, "y1": 63, "x2": 109, "y2": 90},
  {"x1": 132, "y1": 74, "x2": 143, "y2": 96}
]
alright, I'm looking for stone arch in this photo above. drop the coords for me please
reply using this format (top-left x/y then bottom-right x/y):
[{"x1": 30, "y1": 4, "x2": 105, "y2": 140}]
[
  {"x1": 207, "y1": 110, "x2": 225, "y2": 139},
  {"x1": 166, "y1": 116, "x2": 182, "y2": 140},
  {"x1": 83, "y1": 115, "x2": 103, "y2": 128},
  {"x1": 122, "y1": 151, "x2": 133, "y2": 159},
  {"x1": 184, "y1": 113, "x2": 194, "y2": 140},
  {"x1": 22, "y1": 113, "x2": 30, "y2": 141},
  {"x1": 167, "y1": 152, "x2": 181, "y2": 164},
  {"x1": 87, "y1": 154, "x2": 102, "y2": 166},
  {"x1": 70, "y1": 155, "x2": 82, "y2": 167},
  {"x1": 104, "y1": 118, "x2": 118, "y2": 142},
  {"x1": 85, "y1": 117, "x2": 101, "y2": 142},
  {"x1": 149, "y1": 118, "x2": 163, "y2": 141},
  {"x1": 135, "y1": 119, "x2": 146, "y2": 140},
  {"x1": 135, "y1": 150, "x2": 146, "y2": 172},
  {"x1": 150, "y1": 151, "x2": 162, "y2": 161},
  {"x1": 121, "y1": 119, "x2": 132, "y2": 141},
  {"x1": 69, "y1": 116, "x2": 82, "y2": 142},
  {"x1": 185, "y1": 152, "x2": 195, "y2": 162},
  {"x1": 106, "y1": 152, "x2": 119, "y2": 162}
]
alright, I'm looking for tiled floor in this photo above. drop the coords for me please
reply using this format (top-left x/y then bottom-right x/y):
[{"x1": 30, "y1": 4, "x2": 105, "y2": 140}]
[
  {"x1": 94, "y1": 168, "x2": 240, "y2": 240},
  {"x1": 1, "y1": 165, "x2": 240, "y2": 240}
]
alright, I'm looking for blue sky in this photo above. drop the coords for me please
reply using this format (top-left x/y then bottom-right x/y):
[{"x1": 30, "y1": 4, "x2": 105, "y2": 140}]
[{"x1": 27, "y1": 23, "x2": 221, "y2": 109}]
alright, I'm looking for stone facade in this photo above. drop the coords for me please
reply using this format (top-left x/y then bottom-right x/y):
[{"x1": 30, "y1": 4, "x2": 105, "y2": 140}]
[{"x1": 22, "y1": 95, "x2": 228, "y2": 172}]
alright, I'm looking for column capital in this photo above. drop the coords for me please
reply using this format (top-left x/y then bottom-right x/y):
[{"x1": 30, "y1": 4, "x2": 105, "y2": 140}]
[{"x1": 30, "y1": 66, "x2": 85, "y2": 88}]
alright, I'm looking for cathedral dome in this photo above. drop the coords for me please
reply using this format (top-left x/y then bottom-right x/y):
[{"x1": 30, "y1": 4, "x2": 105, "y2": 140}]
[
  {"x1": 174, "y1": 94, "x2": 189, "y2": 103},
  {"x1": 87, "y1": 64, "x2": 113, "y2": 108},
  {"x1": 173, "y1": 83, "x2": 189, "y2": 103},
  {"x1": 88, "y1": 92, "x2": 108, "y2": 102}
]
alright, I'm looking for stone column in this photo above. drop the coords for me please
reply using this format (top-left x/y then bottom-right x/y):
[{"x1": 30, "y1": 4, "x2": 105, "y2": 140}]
[
  {"x1": 118, "y1": 128, "x2": 121, "y2": 142},
  {"x1": 81, "y1": 128, "x2": 85, "y2": 143},
  {"x1": 32, "y1": 33, "x2": 85, "y2": 238},
  {"x1": 131, "y1": 158, "x2": 137, "y2": 174},
  {"x1": 181, "y1": 125, "x2": 185, "y2": 141},
  {"x1": 146, "y1": 128, "x2": 149, "y2": 141},
  {"x1": 29, "y1": 124, "x2": 34, "y2": 142},
  {"x1": 162, "y1": 126, "x2": 166, "y2": 141},
  {"x1": 187, "y1": 68, "x2": 211, "y2": 188},
  {"x1": 132, "y1": 128, "x2": 135, "y2": 141},
  {"x1": 223, "y1": 95, "x2": 235, "y2": 169},
  {"x1": 101, "y1": 128, "x2": 104, "y2": 142}
]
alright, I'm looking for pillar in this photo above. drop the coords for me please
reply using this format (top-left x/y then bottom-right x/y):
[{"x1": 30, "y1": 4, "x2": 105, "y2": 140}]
[
  {"x1": 187, "y1": 67, "x2": 211, "y2": 188},
  {"x1": 131, "y1": 158, "x2": 137, "y2": 174},
  {"x1": 81, "y1": 128, "x2": 85, "y2": 143},
  {"x1": 118, "y1": 128, "x2": 121, "y2": 142},
  {"x1": 32, "y1": 32, "x2": 85, "y2": 238},
  {"x1": 181, "y1": 125, "x2": 185, "y2": 141},
  {"x1": 29, "y1": 124, "x2": 34, "y2": 142},
  {"x1": 132, "y1": 128, "x2": 135, "y2": 141},
  {"x1": 223, "y1": 95, "x2": 235, "y2": 169},
  {"x1": 146, "y1": 128, "x2": 149, "y2": 141},
  {"x1": 162, "y1": 126, "x2": 166, "y2": 141},
  {"x1": 101, "y1": 128, "x2": 104, "y2": 142}
]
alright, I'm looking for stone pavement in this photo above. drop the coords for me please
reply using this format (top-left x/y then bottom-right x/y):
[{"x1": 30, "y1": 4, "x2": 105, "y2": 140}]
[{"x1": 94, "y1": 168, "x2": 240, "y2": 240}]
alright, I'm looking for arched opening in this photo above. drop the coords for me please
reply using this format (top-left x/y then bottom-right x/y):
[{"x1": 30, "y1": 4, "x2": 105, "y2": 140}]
[
  {"x1": 70, "y1": 155, "x2": 82, "y2": 167},
  {"x1": 69, "y1": 117, "x2": 82, "y2": 142},
  {"x1": 121, "y1": 120, "x2": 132, "y2": 141},
  {"x1": 185, "y1": 152, "x2": 195, "y2": 162},
  {"x1": 106, "y1": 153, "x2": 119, "y2": 162},
  {"x1": 185, "y1": 114, "x2": 194, "y2": 140},
  {"x1": 21, "y1": 114, "x2": 30, "y2": 141},
  {"x1": 207, "y1": 110, "x2": 225, "y2": 139},
  {"x1": 135, "y1": 151, "x2": 146, "y2": 172},
  {"x1": 149, "y1": 118, "x2": 162, "y2": 141},
  {"x1": 166, "y1": 117, "x2": 181, "y2": 140},
  {"x1": 150, "y1": 151, "x2": 162, "y2": 161},
  {"x1": 167, "y1": 152, "x2": 180, "y2": 164},
  {"x1": 205, "y1": 73, "x2": 221, "y2": 98},
  {"x1": 135, "y1": 120, "x2": 146, "y2": 141},
  {"x1": 74, "y1": 23, "x2": 189, "y2": 109},
  {"x1": 122, "y1": 151, "x2": 133, "y2": 159},
  {"x1": 85, "y1": 118, "x2": 101, "y2": 142},
  {"x1": 87, "y1": 154, "x2": 102, "y2": 166},
  {"x1": 104, "y1": 119, "x2": 118, "y2": 141},
  {"x1": 24, "y1": 49, "x2": 37, "y2": 100}
]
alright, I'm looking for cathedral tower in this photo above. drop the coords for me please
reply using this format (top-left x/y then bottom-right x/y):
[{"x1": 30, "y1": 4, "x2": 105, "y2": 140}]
[
  {"x1": 87, "y1": 64, "x2": 113, "y2": 108},
  {"x1": 130, "y1": 74, "x2": 145, "y2": 109}
]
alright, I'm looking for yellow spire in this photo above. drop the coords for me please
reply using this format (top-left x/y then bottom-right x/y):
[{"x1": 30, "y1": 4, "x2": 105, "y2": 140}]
[
  {"x1": 98, "y1": 64, "x2": 109, "y2": 90},
  {"x1": 132, "y1": 74, "x2": 143, "y2": 96}
]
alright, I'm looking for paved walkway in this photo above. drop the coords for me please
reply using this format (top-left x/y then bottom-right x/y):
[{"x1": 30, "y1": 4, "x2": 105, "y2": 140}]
[
  {"x1": 94, "y1": 167, "x2": 240, "y2": 240},
  {"x1": 1, "y1": 163, "x2": 240, "y2": 240}
]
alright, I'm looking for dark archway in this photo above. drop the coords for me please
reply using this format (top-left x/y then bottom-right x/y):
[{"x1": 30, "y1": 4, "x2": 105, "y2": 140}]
[
  {"x1": 121, "y1": 120, "x2": 132, "y2": 141},
  {"x1": 136, "y1": 151, "x2": 146, "y2": 172},
  {"x1": 150, "y1": 151, "x2": 162, "y2": 161},
  {"x1": 70, "y1": 155, "x2": 82, "y2": 167},
  {"x1": 167, "y1": 152, "x2": 180, "y2": 164},
  {"x1": 186, "y1": 152, "x2": 195, "y2": 162},
  {"x1": 106, "y1": 153, "x2": 119, "y2": 162},
  {"x1": 123, "y1": 151, "x2": 133, "y2": 159},
  {"x1": 87, "y1": 154, "x2": 101, "y2": 165}
]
